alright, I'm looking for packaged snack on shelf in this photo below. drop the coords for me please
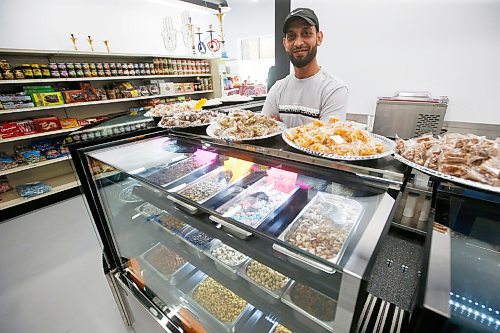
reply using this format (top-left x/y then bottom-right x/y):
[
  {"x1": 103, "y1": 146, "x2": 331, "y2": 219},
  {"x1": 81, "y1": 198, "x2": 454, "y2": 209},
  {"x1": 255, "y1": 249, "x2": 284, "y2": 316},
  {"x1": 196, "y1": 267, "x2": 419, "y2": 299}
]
[
  {"x1": 0, "y1": 153, "x2": 20, "y2": 171},
  {"x1": 32, "y1": 92, "x2": 64, "y2": 107},
  {"x1": 0, "y1": 122, "x2": 22, "y2": 139},
  {"x1": 79, "y1": 82, "x2": 99, "y2": 101},
  {"x1": 15, "y1": 181, "x2": 52, "y2": 198},
  {"x1": 62, "y1": 90, "x2": 87, "y2": 104},
  {"x1": 33, "y1": 117, "x2": 61, "y2": 132},
  {"x1": 174, "y1": 83, "x2": 185, "y2": 93},
  {"x1": 16, "y1": 119, "x2": 37, "y2": 135},
  {"x1": 0, "y1": 176, "x2": 12, "y2": 194},
  {"x1": 59, "y1": 118, "x2": 79, "y2": 129},
  {"x1": 16, "y1": 146, "x2": 45, "y2": 164}
]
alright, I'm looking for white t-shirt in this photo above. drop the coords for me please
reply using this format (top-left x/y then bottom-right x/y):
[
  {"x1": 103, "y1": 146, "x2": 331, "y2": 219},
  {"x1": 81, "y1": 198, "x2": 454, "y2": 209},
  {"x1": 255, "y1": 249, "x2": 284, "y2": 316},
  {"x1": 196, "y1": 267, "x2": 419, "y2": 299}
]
[{"x1": 262, "y1": 69, "x2": 348, "y2": 128}]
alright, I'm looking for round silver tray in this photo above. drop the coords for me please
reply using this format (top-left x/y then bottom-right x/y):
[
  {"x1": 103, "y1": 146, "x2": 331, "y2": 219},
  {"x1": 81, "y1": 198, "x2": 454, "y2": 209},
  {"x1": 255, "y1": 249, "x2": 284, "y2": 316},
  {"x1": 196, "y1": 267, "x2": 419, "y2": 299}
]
[
  {"x1": 282, "y1": 131, "x2": 395, "y2": 161},
  {"x1": 206, "y1": 121, "x2": 286, "y2": 141},
  {"x1": 394, "y1": 153, "x2": 500, "y2": 194}
]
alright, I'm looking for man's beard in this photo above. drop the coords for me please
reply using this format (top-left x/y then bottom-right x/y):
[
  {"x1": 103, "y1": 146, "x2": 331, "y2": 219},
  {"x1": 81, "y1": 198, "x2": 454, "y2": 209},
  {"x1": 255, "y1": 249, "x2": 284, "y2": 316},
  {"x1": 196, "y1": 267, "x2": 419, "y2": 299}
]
[{"x1": 287, "y1": 44, "x2": 317, "y2": 68}]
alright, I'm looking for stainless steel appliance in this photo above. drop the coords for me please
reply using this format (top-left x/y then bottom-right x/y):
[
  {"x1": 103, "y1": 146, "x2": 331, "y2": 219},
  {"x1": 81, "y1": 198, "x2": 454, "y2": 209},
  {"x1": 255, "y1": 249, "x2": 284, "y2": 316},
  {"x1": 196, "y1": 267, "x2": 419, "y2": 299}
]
[{"x1": 373, "y1": 92, "x2": 448, "y2": 139}]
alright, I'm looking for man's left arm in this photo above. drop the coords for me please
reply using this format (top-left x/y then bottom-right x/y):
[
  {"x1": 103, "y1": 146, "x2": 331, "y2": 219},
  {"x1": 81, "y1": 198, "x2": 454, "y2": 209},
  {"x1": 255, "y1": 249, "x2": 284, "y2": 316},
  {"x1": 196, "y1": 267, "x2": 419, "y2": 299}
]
[{"x1": 320, "y1": 86, "x2": 349, "y2": 122}]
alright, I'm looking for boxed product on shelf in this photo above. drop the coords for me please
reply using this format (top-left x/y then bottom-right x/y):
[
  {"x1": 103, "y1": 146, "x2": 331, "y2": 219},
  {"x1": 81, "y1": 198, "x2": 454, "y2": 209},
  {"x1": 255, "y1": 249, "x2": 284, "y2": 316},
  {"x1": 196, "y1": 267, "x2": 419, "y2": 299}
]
[
  {"x1": 33, "y1": 117, "x2": 62, "y2": 132},
  {"x1": 183, "y1": 82, "x2": 195, "y2": 92},
  {"x1": 174, "y1": 83, "x2": 185, "y2": 93},
  {"x1": 32, "y1": 92, "x2": 64, "y2": 107},
  {"x1": 31, "y1": 139, "x2": 67, "y2": 159},
  {"x1": 62, "y1": 90, "x2": 87, "y2": 103},
  {"x1": 15, "y1": 146, "x2": 45, "y2": 164},
  {"x1": 16, "y1": 119, "x2": 37, "y2": 135},
  {"x1": 160, "y1": 82, "x2": 175, "y2": 95},
  {"x1": 0, "y1": 93, "x2": 32, "y2": 103},
  {"x1": 0, "y1": 122, "x2": 22, "y2": 139},
  {"x1": 80, "y1": 82, "x2": 99, "y2": 101},
  {"x1": 59, "y1": 118, "x2": 79, "y2": 129}
]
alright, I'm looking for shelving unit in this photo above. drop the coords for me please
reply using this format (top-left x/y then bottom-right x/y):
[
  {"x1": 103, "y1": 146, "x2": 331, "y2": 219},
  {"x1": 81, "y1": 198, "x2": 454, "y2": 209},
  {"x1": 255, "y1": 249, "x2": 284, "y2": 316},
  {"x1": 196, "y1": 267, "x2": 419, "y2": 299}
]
[
  {"x1": 0, "y1": 173, "x2": 78, "y2": 210},
  {"x1": 0, "y1": 90, "x2": 214, "y2": 115},
  {"x1": 0, "y1": 156, "x2": 71, "y2": 176},
  {"x1": 0, "y1": 74, "x2": 211, "y2": 85},
  {"x1": 0, "y1": 127, "x2": 82, "y2": 143},
  {"x1": 0, "y1": 48, "x2": 222, "y2": 215}
]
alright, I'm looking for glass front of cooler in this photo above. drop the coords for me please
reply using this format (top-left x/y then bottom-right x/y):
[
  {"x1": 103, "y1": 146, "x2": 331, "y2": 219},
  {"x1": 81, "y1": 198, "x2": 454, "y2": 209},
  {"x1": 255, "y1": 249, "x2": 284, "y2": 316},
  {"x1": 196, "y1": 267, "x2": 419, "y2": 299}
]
[{"x1": 80, "y1": 134, "x2": 401, "y2": 333}]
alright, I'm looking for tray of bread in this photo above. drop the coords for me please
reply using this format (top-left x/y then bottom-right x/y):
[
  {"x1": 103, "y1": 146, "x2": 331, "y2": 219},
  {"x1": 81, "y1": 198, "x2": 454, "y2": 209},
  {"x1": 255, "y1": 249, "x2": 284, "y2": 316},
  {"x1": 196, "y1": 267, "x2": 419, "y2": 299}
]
[
  {"x1": 395, "y1": 133, "x2": 499, "y2": 193},
  {"x1": 282, "y1": 118, "x2": 395, "y2": 161}
]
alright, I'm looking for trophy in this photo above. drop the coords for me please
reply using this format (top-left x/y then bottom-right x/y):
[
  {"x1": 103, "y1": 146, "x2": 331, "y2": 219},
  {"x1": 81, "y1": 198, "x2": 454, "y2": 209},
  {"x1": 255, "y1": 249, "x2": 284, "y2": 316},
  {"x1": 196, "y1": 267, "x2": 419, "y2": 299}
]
[
  {"x1": 103, "y1": 40, "x2": 110, "y2": 53},
  {"x1": 87, "y1": 35, "x2": 95, "y2": 52},
  {"x1": 70, "y1": 34, "x2": 78, "y2": 51}
]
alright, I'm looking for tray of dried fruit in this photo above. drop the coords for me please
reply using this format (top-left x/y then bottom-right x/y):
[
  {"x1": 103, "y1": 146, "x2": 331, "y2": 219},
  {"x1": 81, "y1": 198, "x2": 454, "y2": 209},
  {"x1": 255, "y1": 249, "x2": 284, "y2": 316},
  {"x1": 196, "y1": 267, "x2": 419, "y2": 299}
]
[
  {"x1": 204, "y1": 240, "x2": 249, "y2": 280},
  {"x1": 206, "y1": 110, "x2": 286, "y2": 141},
  {"x1": 281, "y1": 281, "x2": 337, "y2": 332},
  {"x1": 394, "y1": 133, "x2": 499, "y2": 194},
  {"x1": 167, "y1": 166, "x2": 250, "y2": 214},
  {"x1": 237, "y1": 259, "x2": 291, "y2": 304},
  {"x1": 282, "y1": 119, "x2": 395, "y2": 161},
  {"x1": 184, "y1": 275, "x2": 252, "y2": 333},
  {"x1": 209, "y1": 176, "x2": 299, "y2": 239},
  {"x1": 138, "y1": 243, "x2": 189, "y2": 285},
  {"x1": 273, "y1": 192, "x2": 364, "y2": 274},
  {"x1": 155, "y1": 210, "x2": 191, "y2": 244}
]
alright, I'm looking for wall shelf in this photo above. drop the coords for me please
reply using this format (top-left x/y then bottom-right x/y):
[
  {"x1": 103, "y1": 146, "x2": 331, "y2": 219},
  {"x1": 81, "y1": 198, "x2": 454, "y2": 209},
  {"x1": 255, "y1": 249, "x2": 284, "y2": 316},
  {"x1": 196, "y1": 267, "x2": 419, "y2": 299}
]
[
  {"x1": 0, "y1": 127, "x2": 82, "y2": 143},
  {"x1": 0, "y1": 74, "x2": 212, "y2": 85},
  {"x1": 0, "y1": 156, "x2": 71, "y2": 176},
  {"x1": 0, "y1": 90, "x2": 214, "y2": 115},
  {"x1": 0, "y1": 173, "x2": 79, "y2": 210}
]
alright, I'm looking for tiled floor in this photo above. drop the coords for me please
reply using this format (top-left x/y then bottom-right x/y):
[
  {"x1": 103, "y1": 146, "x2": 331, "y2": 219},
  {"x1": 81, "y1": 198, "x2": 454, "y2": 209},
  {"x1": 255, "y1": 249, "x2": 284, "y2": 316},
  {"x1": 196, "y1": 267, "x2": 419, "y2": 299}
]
[{"x1": 0, "y1": 195, "x2": 130, "y2": 333}]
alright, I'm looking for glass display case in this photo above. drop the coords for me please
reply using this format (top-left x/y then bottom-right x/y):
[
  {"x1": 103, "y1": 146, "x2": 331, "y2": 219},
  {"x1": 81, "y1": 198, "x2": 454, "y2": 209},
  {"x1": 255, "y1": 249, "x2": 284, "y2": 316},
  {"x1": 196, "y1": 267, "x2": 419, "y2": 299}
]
[
  {"x1": 73, "y1": 132, "x2": 407, "y2": 333},
  {"x1": 415, "y1": 185, "x2": 499, "y2": 333}
]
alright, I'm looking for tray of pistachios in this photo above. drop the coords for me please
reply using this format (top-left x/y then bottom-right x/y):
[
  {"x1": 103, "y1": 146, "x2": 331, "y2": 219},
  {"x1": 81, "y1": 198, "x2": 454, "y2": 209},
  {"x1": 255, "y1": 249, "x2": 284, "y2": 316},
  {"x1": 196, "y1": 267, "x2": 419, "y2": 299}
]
[{"x1": 186, "y1": 275, "x2": 251, "y2": 333}]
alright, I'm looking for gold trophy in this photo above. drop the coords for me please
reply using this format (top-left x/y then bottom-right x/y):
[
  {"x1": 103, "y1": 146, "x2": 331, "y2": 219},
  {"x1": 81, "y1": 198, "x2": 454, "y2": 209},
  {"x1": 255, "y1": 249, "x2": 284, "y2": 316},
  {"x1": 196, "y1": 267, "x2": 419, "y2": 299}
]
[
  {"x1": 70, "y1": 34, "x2": 78, "y2": 51},
  {"x1": 103, "y1": 40, "x2": 110, "y2": 53},
  {"x1": 87, "y1": 35, "x2": 95, "y2": 52},
  {"x1": 215, "y1": 7, "x2": 228, "y2": 58}
]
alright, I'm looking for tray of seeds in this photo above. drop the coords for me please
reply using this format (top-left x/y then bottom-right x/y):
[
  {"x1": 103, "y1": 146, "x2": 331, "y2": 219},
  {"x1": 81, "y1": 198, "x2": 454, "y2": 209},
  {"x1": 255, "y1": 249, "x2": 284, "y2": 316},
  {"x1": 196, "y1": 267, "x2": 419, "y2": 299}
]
[
  {"x1": 139, "y1": 243, "x2": 188, "y2": 283},
  {"x1": 181, "y1": 229, "x2": 214, "y2": 260},
  {"x1": 188, "y1": 276, "x2": 250, "y2": 333},
  {"x1": 269, "y1": 323, "x2": 293, "y2": 333},
  {"x1": 205, "y1": 240, "x2": 249, "y2": 280},
  {"x1": 168, "y1": 166, "x2": 249, "y2": 214},
  {"x1": 281, "y1": 281, "x2": 337, "y2": 332},
  {"x1": 156, "y1": 211, "x2": 189, "y2": 243},
  {"x1": 239, "y1": 259, "x2": 290, "y2": 304},
  {"x1": 273, "y1": 192, "x2": 364, "y2": 274}
]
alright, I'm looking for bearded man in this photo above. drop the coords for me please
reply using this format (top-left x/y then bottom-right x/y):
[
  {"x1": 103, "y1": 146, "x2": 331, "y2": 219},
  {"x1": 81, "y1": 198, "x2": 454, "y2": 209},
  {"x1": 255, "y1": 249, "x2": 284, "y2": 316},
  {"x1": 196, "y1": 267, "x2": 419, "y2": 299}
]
[{"x1": 262, "y1": 8, "x2": 349, "y2": 127}]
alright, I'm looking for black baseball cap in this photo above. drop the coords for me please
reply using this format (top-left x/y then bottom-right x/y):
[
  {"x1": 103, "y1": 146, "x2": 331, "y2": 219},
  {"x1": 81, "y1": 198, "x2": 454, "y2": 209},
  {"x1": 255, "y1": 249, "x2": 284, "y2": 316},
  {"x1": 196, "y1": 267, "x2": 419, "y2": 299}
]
[{"x1": 283, "y1": 8, "x2": 319, "y2": 34}]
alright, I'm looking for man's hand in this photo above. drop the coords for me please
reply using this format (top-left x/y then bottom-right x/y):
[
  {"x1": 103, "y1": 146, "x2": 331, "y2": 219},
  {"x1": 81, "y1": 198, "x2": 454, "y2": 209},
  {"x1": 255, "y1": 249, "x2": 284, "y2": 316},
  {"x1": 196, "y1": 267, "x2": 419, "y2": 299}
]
[{"x1": 270, "y1": 114, "x2": 282, "y2": 121}]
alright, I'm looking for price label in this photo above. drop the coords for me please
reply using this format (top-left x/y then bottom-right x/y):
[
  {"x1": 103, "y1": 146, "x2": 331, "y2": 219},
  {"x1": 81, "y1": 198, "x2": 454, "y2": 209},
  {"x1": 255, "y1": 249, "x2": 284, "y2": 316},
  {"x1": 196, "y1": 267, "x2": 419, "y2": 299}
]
[
  {"x1": 266, "y1": 167, "x2": 298, "y2": 194},
  {"x1": 193, "y1": 149, "x2": 218, "y2": 165},
  {"x1": 224, "y1": 157, "x2": 253, "y2": 181}
]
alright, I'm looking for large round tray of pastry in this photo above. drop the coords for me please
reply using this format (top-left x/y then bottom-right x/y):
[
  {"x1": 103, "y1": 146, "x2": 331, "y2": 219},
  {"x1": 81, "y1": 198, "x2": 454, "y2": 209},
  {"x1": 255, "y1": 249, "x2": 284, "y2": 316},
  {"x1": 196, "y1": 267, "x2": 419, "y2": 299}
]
[
  {"x1": 206, "y1": 110, "x2": 286, "y2": 140},
  {"x1": 395, "y1": 133, "x2": 499, "y2": 193},
  {"x1": 158, "y1": 110, "x2": 222, "y2": 129},
  {"x1": 282, "y1": 118, "x2": 395, "y2": 161}
]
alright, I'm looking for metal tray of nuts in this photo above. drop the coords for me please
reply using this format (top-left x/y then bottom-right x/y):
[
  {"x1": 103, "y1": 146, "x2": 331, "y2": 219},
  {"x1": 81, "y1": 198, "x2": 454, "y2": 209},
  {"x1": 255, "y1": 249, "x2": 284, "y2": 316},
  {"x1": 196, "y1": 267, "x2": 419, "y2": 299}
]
[
  {"x1": 269, "y1": 322, "x2": 294, "y2": 333},
  {"x1": 168, "y1": 166, "x2": 250, "y2": 215},
  {"x1": 155, "y1": 210, "x2": 191, "y2": 244},
  {"x1": 144, "y1": 154, "x2": 216, "y2": 189},
  {"x1": 185, "y1": 274, "x2": 252, "y2": 333},
  {"x1": 204, "y1": 239, "x2": 249, "y2": 280},
  {"x1": 238, "y1": 259, "x2": 291, "y2": 304},
  {"x1": 209, "y1": 176, "x2": 300, "y2": 239},
  {"x1": 281, "y1": 281, "x2": 336, "y2": 332},
  {"x1": 139, "y1": 243, "x2": 189, "y2": 284},
  {"x1": 273, "y1": 192, "x2": 364, "y2": 274},
  {"x1": 180, "y1": 229, "x2": 215, "y2": 261}
]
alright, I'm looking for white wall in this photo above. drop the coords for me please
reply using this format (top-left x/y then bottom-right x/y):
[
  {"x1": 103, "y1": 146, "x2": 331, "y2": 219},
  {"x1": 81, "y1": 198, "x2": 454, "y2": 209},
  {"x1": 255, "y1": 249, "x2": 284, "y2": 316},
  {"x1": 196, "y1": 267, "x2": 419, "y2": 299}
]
[
  {"x1": 291, "y1": 0, "x2": 500, "y2": 124},
  {"x1": 0, "y1": 0, "x2": 220, "y2": 56}
]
